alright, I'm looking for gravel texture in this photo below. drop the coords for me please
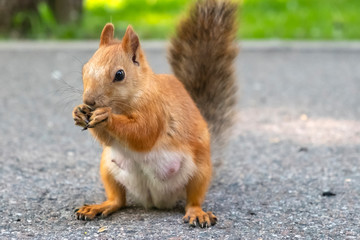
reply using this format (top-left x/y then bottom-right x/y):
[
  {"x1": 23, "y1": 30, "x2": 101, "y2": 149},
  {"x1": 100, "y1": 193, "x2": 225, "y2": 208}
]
[{"x1": 1, "y1": 42, "x2": 360, "y2": 239}]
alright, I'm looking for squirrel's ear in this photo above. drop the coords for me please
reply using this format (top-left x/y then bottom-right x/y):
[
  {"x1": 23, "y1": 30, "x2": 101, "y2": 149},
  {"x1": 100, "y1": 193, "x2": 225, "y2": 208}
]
[
  {"x1": 99, "y1": 23, "x2": 114, "y2": 47},
  {"x1": 121, "y1": 25, "x2": 140, "y2": 66}
]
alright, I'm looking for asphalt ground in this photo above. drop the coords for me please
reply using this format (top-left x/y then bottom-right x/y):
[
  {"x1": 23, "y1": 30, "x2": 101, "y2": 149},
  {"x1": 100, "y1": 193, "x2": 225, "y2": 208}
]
[{"x1": 0, "y1": 41, "x2": 360, "y2": 239}]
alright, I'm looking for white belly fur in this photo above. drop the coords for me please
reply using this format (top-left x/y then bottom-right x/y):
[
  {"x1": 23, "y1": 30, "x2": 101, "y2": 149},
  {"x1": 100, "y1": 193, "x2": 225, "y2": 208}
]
[{"x1": 103, "y1": 142, "x2": 197, "y2": 209}]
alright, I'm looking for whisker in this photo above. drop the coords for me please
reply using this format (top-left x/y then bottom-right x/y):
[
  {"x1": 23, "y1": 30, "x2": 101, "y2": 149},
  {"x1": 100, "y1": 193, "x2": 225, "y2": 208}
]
[{"x1": 71, "y1": 55, "x2": 86, "y2": 67}]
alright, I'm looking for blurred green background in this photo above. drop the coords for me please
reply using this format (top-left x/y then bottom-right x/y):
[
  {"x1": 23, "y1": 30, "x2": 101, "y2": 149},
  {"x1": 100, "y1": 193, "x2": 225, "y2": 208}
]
[{"x1": 0, "y1": 0, "x2": 358, "y2": 40}]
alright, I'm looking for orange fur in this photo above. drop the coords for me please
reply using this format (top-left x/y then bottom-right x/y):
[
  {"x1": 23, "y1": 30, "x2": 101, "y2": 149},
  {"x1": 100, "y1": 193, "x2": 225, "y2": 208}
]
[
  {"x1": 73, "y1": 23, "x2": 215, "y2": 227},
  {"x1": 73, "y1": 0, "x2": 238, "y2": 227},
  {"x1": 75, "y1": 151, "x2": 126, "y2": 220}
]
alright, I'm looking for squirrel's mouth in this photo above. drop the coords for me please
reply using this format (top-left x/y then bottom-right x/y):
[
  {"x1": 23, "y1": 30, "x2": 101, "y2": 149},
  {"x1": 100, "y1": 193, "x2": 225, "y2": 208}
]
[{"x1": 83, "y1": 104, "x2": 95, "y2": 111}]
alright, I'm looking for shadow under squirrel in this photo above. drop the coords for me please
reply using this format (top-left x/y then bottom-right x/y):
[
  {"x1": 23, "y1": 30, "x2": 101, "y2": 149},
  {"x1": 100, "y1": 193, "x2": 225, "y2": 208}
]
[{"x1": 72, "y1": 0, "x2": 238, "y2": 228}]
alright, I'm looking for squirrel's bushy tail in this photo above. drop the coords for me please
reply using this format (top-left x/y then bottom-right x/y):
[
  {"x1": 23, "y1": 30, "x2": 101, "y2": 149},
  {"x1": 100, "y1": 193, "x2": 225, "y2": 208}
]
[{"x1": 168, "y1": 0, "x2": 238, "y2": 164}]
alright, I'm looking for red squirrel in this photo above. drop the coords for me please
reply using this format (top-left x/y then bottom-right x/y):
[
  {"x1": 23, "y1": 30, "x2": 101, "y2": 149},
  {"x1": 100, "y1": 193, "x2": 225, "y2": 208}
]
[{"x1": 72, "y1": 0, "x2": 238, "y2": 228}]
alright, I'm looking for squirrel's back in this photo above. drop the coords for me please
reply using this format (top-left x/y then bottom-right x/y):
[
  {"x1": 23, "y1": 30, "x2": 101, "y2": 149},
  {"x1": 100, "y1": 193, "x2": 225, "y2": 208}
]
[{"x1": 168, "y1": 0, "x2": 238, "y2": 164}]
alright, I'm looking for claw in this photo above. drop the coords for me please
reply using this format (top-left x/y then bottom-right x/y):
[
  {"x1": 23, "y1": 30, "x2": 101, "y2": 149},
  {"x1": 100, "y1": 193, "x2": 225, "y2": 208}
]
[
  {"x1": 210, "y1": 218, "x2": 217, "y2": 226},
  {"x1": 78, "y1": 107, "x2": 86, "y2": 114},
  {"x1": 190, "y1": 221, "x2": 196, "y2": 227},
  {"x1": 86, "y1": 105, "x2": 94, "y2": 111}
]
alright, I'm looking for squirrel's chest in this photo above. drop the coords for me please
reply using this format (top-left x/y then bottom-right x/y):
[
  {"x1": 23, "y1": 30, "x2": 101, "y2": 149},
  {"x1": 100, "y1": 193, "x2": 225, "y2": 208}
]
[{"x1": 104, "y1": 143, "x2": 196, "y2": 208}]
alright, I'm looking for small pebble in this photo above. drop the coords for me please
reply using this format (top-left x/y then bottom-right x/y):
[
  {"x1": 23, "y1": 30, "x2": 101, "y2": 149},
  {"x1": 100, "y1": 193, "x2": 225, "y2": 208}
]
[{"x1": 322, "y1": 191, "x2": 336, "y2": 197}]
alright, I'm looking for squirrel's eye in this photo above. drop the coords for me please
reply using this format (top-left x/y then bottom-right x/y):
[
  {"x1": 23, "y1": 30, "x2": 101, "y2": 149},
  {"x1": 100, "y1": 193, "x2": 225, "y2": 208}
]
[{"x1": 114, "y1": 69, "x2": 125, "y2": 82}]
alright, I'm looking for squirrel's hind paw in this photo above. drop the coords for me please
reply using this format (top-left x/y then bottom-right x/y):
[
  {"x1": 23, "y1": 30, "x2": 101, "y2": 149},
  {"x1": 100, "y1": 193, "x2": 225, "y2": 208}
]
[
  {"x1": 74, "y1": 201, "x2": 122, "y2": 220},
  {"x1": 183, "y1": 207, "x2": 217, "y2": 228}
]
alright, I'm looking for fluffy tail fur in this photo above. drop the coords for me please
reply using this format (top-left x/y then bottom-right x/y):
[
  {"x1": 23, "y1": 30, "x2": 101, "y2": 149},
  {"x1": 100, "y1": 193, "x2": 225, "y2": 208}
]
[{"x1": 168, "y1": 0, "x2": 239, "y2": 164}]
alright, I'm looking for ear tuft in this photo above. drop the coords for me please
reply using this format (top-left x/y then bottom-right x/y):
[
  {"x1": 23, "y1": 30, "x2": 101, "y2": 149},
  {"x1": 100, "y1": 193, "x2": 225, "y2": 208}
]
[
  {"x1": 122, "y1": 25, "x2": 140, "y2": 65},
  {"x1": 100, "y1": 23, "x2": 114, "y2": 47}
]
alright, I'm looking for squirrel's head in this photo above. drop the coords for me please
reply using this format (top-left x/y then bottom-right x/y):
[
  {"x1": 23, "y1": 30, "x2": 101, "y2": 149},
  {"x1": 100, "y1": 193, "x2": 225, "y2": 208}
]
[{"x1": 82, "y1": 23, "x2": 150, "y2": 112}]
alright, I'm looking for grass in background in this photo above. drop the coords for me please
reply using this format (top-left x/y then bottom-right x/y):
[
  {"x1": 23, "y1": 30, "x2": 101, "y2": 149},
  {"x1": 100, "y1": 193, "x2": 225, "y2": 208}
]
[
  {"x1": 8, "y1": 0, "x2": 360, "y2": 40},
  {"x1": 81, "y1": 0, "x2": 190, "y2": 39},
  {"x1": 242, "y1": 0, "x2": 360, "y2": 39}
]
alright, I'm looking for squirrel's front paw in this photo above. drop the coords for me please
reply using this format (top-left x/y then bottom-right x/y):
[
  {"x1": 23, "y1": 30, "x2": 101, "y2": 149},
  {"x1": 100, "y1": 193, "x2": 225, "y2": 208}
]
[
  {"x1": 72, "y1": 104, "x2": 92, "y2": 127},
  {"x1": 87, "y1": 107, "x2": 112, "y2": 129}
]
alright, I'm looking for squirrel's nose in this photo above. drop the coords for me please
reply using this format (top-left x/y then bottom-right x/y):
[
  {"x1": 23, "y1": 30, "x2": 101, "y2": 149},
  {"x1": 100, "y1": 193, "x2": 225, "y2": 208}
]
[
  {"x1": 83, "y1": 93, "x2": 96, "y2": 107},
  {"x1": 83, "y1": 90, "x2": 97, "y2": 107}
]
